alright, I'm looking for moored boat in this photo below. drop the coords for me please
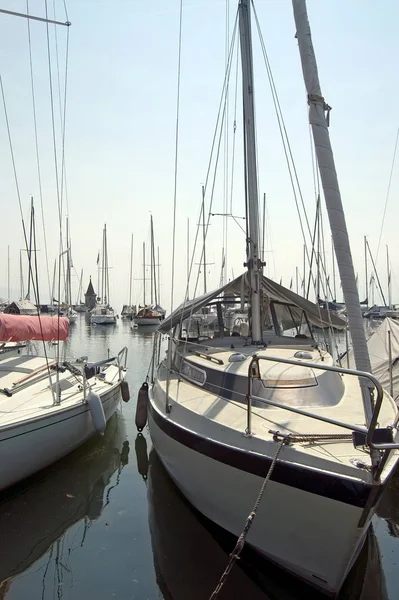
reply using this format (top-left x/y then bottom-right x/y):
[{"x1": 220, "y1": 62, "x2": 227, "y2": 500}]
[
  {"x1": 0, "y1": 313, "x2": 128, "y2": 491},
  {"x1": 147, "y1": 1, "x2": 399, "y2": 596}
]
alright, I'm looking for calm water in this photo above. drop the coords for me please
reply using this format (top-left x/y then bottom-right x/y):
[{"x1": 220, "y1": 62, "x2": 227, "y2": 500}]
[{"x1": 0, "y1": 315, "x2": 398, "y2": 599}]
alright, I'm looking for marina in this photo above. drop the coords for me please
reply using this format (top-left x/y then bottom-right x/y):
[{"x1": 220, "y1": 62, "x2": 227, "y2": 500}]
[{"x1": 0, "y1": 0, "x2": 399, "y2": 598}]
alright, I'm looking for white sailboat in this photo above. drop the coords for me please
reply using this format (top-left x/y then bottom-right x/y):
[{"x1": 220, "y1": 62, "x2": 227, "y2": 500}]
[
  {"x1": 91, "y1": 224, "x2": 117, "y2": 325},
  {"x1": 58, "y1": 222, "x2": 78, "y2": 323},
  {"x1": 0, "y1": 313, "x2": 128, "y2": 491},
  {"x1": 121, "y1": 234, "x2": 136, "y2": 319},
  {"x1": 147, "y1": 1, "x2": 399, "y2": 596},
  {"x1": 134, "y1": 217, "x2": 163, "y2": 327}
]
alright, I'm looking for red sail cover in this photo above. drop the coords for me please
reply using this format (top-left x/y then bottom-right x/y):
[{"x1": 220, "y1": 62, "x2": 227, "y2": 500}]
[{"x1": 0, "y1": 315, "x2": 69, "y2": 342}]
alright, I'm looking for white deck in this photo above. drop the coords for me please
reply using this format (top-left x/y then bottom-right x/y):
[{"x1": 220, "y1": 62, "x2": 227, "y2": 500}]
[
  {"x1": 0, "y1": 355, "x2": 121, "y2": 430},
  {"x1": 156, "y1": 345, "x2": 399, "y2": 480}
]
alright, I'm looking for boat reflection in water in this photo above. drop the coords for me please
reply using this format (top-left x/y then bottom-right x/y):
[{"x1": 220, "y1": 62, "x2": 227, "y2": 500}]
[
  {"x1": 0, "y1": 412, "x2": 129, "y2": 597},
  {"x1": 147, "y1": 449, "x2": 388, "y2": 600}
]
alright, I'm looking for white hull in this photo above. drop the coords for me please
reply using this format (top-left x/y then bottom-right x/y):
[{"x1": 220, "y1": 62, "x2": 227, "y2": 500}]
[
  {"x1": 148, "y1": 403, "x2": 371, "y2": 596},
  {"x1": 0, "y1": 384, "x2": 121, "y2": 491},
  {"x1": 91, "y1": 314, "x2": 116, "y2": 325}
]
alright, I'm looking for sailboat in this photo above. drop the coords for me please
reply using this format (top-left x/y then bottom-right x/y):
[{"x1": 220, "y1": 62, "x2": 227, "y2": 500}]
[
  {"x1": 0, "y1": 313, "x2": 128, "y2": 491},
  {"x1": 147, "y1": 1, "x2": 399, "y2": 596},
  {"x1": 134, "y1": 217, "x2": 163, "y2": 327},
  {"x1": 58, "y1": 220, "x2": 78, "y2": 323},
  {"x1": 91, "y1": 224, "x2": 117, "y2": 325},
  {"x1": 121, "y1": 234, "x2": 137, "y2": 319}
]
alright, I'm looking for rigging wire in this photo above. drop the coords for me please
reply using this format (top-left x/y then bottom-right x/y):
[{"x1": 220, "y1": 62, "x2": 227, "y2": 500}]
[
  {"x1": 26, "y1": 0, "x2": 52, "y2": 303},
  {"x1": 251, "y1": 1, "x2": 336, "y2": 335},
  {"x1": 251, "y1": 3, "x2": 318, "y2": 291},
  {"x1": 0, "y1": 73, "x2": 55, "y2": 389},
  {"x1": 191, "y1": 14, "x2": 239, "y2": 299},
  {"x1": 178, "y1": 9, "x2": 239, "y2": 316},
  {"x1": 376, "y1": 127, "x2": 399, "y2": 262},
  {"x1": 170, "y1": 0, "x2": 183, "y2": 316}
]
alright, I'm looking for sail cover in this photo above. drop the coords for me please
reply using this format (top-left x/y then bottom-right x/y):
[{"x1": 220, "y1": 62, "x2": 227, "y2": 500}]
[
  {"x1": 0, "y1": 314, "x2": 69, "y2": 342},
  {"x1": 158, "y1": 273, "x2": 346, "y2": 333}
]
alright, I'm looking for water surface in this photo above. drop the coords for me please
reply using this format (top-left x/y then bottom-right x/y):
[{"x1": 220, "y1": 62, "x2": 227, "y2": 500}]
[{"x1": 0, "y1": 316, "x2": 398, "y2": 599}]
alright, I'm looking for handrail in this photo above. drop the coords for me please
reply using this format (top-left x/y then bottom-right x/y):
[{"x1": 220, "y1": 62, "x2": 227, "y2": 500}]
[{"x1": 245, "y1": 354, "x2": 386, "y2": 448}]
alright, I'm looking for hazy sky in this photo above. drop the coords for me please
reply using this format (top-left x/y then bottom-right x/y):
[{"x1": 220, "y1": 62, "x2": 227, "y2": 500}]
[{"x1": 0, "y1": 0, "x2": 398, "y2": 313}]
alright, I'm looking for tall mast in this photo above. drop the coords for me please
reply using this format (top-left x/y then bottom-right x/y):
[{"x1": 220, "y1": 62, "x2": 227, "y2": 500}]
[
  {"x1": 51, "y1": 259, "x2": 56, "y2": 306},
  {"x1": 20, "y1": 250, "x2": 24, "y2": 299},
  {"x1": 26, "y1": 199, "x2": 34, "y2": 300},
  {"x1": 387, "y1": 245, "x2": 392, "y2": 309},
  {"x1": 129, "y1": 234, "x2": 133, "y2": 307},
  {"x1": 157, "y1": 246, "x2": 161, "y2": 305},
  {"x1": 104, "y1": 224, "x2": 109, "y2": 305},
  {"x1": 7, "y1": 245, "x2": 10, "y2": 301},
  {"x1": 331, "y1": 235, "x2": 336, "y2": 301},
  {"x1": 187, "y1": 218, "x2": 190, "y2": 299},
  {"x1": 364, "y1": 235, "x2": 368, "y2": 307},
  {"x1": 292, "y1": 0, "x2": 373, "y2": 423},
  {"x1": 77, "y1": 268, "x2": 83, "y2": 305},
  {"x1": 143, "y1": 242, "x2": 146, "y2": 306},
  {"x1": 150, "y1": 216, "x2": 154, "y2": 305},
  {"x1": 201, "y1": 185, "x2": 207, "y2": 294},
  {"x1": 239, "y1": 0, "x2": 262, "y2": 342},
  {"x1": 152, "y1": 220, "x2": 158, "y2": 306},
  {"x1": 261, "y1": 193, "x2": 266, "y2": 263}
]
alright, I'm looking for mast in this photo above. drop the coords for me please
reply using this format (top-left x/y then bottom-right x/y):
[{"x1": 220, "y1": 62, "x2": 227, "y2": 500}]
[
  {"x1": 153, "y1": 228, "x2": 158, "y2": 307},
  {"x1": 51, "y1": 259, "x2": 56, "y2": 306},
  {"x1": 331, "y1": 235, "x2": 336, "y2": 301},
  {"x1": 366, "y1": 239, "x2": 386, "y2": 306},
  {"x1": 143, "y1": 242, "x2": 146, "y2": 306},
  {"x1": 7, "y1": 245, "x2": 10, "y2": 302},
  {"x1": 104, "y1": 224, "x2": 109, "y2": 305},
  {"x1": 20, "y1": 250, "x2": 24, "y2": 299},
  {"x1": 201, "y1": 185, "x2": 207, "y2": 294},
  {"x1": 364, "y1": 235, "x2": 368, "y2": 307},
  {"x1": 150, "y1": 216, "x2": 154, "y2": 305},
  {"x1": 77, "y1": 268, "x2": 83, "y2": 305},
  {"x1": 187, "y1": 218, "x2": 190, "y2": 299},
  {"x1": 303, "y1": 244, "x2": 306, "y2": 296},
  {"x1": 26, "y1": 199, "x2": 34, "y2": 300},
  {"x1": 157, "y1": 246, "x2": 161, "y2": 305},
  {"x1": 292, "y1": 0, "x2": 374, "y2": 424},
  {"x1": 387, "y1": 245, "x2": 392, "y2": 309},
  {"x1": 129, "y1": 234, "x2": 133, "y2": 307},
  {"x1": 261, "y1": 193, "x2": 266, "y2": 264},
  {"x1": 238, "y1": 0, "x2": 262, "y2": 342}
]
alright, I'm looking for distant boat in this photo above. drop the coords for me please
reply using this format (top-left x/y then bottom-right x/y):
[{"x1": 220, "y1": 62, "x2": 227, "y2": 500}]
[
  {"x1": 91, "y1": 225, "x2": 117, "y2": 325},
  {"x1": 121, "y1": 234, "x2": 136, "y2": 320},
  {"x1": 134, "y1": 218, "x2": 164, "y2": 328},
  {"x1": 134, "y1": 305, "x2": 162, "y2": 327}
]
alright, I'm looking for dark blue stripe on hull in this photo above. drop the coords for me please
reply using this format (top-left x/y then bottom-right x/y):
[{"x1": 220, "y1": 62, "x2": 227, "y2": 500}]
[{"x1": 148, "y1": 399, "x2": 374, "y2": 509}]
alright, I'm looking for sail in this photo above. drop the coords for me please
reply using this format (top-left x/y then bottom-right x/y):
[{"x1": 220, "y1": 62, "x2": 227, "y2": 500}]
[{"x1": 0, "y1": 314, "x2": 69, "y2": 342}]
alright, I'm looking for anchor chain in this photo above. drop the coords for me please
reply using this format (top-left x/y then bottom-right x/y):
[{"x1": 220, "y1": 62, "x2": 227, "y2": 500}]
[{"x1": 208, "y1": 439, "x2": 285, "y2": 600}]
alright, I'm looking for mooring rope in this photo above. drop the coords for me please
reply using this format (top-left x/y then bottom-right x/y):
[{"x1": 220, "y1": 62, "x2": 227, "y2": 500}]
[{"x1": 208, "y1": 439, "x2": 285, "y2": 600}]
